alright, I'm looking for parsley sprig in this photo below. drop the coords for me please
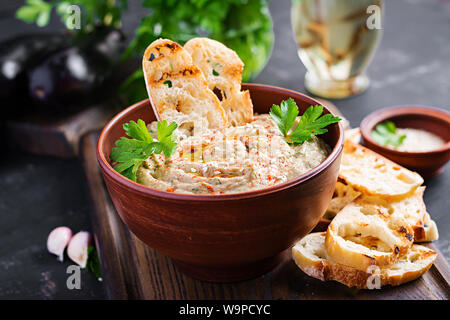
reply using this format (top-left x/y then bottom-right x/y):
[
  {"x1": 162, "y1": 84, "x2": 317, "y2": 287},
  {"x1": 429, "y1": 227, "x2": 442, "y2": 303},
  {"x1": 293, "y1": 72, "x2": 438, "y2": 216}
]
[
  {"x1": 371, "y1": 121, "x2": 406, "y2": 147},
  {"x1": 16, "y1": 0, "x2": 127, "y2": 30},
  {"x1": 269, "y1": 98, "x2": 341, "y2": 144},
  {"x1": 86, "y1": 246, "x2": 101, "y2": 280},
  {"x1": 110, "y1": 119, "x2": 178, "y2": 181}
]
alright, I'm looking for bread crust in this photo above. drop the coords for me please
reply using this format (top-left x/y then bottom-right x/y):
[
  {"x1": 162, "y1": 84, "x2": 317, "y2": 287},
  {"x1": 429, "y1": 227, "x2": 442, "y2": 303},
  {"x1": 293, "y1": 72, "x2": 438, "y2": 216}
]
[
  {"x1": 415, "y1": 212, "x2": 439, "y2": 242},
  {"x1": 339, "y1": 140, "x2": 423, "y2": 201},
  {"x1": 300, "y1": 130, "x2": 437, "y2": 289},
  {"x1": 293, "y1": 233, "x2": 436, "y2": 289},
  {"x1": 344, "y1": 128, "x2": 361, "y2": 144},
  {"x1": 325, "y1": 202, "x2": 414, "y2": 271},
  {"x1": 142, "y1": 38, "x2": 227, "y2": 132},
  {"x1": 324, "y1": 181, "x2": 361, "y2": 220},
  {"x1": 184, "y1": 38, "x2": 253, "y2": 126}
]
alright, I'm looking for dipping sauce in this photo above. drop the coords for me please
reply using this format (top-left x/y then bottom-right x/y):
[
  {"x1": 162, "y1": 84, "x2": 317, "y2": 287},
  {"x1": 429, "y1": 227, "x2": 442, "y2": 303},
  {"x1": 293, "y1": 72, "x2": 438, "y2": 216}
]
[
  {"x1": 137, "y1": 114, "x2": 330, "y2": 194},
  {"x1": 387, "y1": 128, "x2": 446, "y2": 152}
]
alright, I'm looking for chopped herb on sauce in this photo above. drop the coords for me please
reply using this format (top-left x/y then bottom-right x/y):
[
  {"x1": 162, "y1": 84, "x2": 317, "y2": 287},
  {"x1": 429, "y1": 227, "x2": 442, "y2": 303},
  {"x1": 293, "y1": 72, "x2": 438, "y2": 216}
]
[{"x1": 371, "y1": 121, "x2": 406, "y2": 147}]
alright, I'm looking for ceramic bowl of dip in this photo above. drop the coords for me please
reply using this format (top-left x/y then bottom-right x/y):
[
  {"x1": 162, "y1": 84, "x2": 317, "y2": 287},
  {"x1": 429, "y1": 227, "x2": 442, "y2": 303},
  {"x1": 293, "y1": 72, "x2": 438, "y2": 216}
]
[
  {"x1": 360, "y1": 105, "x2": 450, "y2": 178},
  {"x1": 97, "y1": 83, "x2": 344, "y2": 282}
]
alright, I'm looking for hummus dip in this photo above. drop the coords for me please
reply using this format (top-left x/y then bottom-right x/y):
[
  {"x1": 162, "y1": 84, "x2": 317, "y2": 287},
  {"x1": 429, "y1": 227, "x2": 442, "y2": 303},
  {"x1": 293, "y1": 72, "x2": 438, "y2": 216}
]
[
  {"x1": 137, "y1": 114, "x2": 330, "y2": 194},
  {"x1": 387, "y1": 128, "x2": 445, "y2": 152}
]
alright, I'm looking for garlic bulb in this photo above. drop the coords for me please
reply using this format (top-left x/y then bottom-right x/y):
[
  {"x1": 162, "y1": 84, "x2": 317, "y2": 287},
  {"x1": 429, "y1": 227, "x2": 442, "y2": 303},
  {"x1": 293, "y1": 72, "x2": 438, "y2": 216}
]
[
  {"x1": 67, "y1": 231, "x2": 92, "y2": 268},
  {"x1": 47, "y1": 227, "x2": 73, "y2": 262}
]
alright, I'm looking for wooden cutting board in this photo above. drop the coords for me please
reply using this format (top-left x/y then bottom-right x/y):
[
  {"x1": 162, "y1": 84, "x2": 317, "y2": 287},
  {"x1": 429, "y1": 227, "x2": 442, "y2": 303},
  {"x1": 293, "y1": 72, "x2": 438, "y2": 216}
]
[
  {"x1": 80, "y1": 131, "x2": 450, "y2": 300},
  {"x1": 5, "y1": 101, "x2": 121, "y2": 158}
]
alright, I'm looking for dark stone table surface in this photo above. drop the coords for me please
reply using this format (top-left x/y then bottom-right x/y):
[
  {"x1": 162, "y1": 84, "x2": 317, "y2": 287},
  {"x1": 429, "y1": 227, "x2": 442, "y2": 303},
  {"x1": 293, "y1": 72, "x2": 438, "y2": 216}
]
[{"x1": 0, "y1": 0, "x2": 448, "y2": 299}]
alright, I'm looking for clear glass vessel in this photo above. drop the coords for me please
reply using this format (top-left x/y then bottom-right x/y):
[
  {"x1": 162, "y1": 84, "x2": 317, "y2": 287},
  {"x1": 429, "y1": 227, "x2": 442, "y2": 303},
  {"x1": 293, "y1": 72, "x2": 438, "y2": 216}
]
[{"x1": 291, "y1": 0, "x2": 383, "y2": 98}]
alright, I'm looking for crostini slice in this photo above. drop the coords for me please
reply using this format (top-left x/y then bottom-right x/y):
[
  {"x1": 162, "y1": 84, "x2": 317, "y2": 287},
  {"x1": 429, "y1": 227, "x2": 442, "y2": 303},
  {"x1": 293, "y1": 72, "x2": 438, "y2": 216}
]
[
  {"x1": 339, "y1": 140, "x2": 424, "y2": 201},
  {"x1": 142, "y1": 38, "x2": 227, "y2": 134},
  {"x1": 292, "y1": 232, "x2": 436, "y2": 289},
  {"x1": 325, "y1": 201, "x2": 414, "y2": 271},
  {"x1": 184, "y1": 37, "x2": 253, "y2": 126},
  {"x1": 324, "y1": 181, "x2": 361, "y2": 220}
]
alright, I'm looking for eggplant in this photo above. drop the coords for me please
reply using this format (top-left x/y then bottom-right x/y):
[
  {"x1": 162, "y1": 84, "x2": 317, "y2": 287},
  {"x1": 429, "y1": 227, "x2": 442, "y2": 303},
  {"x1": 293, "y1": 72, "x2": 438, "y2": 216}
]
[
  {"x1": 0, "y1": 34, "x2": 68, "y2": 103},
  {"x1": 28, "y1": 27, "x2": 126, "y2": 110}
]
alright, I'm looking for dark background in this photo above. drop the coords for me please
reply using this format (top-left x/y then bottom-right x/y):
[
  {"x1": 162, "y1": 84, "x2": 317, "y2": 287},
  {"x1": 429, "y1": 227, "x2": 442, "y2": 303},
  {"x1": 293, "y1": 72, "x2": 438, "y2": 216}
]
[{"x1": 0, "y1": 0, "x2": 448, "y2": 299}]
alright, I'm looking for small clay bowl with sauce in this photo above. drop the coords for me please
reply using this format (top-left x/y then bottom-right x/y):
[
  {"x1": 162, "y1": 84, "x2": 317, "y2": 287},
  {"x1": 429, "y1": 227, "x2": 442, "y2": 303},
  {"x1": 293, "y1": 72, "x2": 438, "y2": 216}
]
[
  {"x1": 360, "y1": 105, "x2": 450, "y2": 178},
  {"x1": 96, "y1": 83, "x2": 344, "y2": 282}
]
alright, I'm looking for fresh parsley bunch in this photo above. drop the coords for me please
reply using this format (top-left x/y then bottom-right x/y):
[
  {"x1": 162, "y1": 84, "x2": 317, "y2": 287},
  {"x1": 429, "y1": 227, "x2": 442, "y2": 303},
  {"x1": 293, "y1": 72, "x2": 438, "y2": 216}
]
[
  {"x1": 110, "y1": 119, "x2": 178, "y2": 181},
  {"x1": 371, "y1": 121, "x2": 406, "y2": 147},
  {"x1": 16, "y1": 0, "x2": 127, "y2": 30},
  {"x1": 270, "y1": 98, "x2": 341, "y2": 145}
]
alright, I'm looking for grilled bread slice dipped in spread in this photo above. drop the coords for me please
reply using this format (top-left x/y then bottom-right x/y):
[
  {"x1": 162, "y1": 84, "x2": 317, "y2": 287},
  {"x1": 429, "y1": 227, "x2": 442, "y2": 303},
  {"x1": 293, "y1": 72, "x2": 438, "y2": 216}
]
[
  {"x1": 142, "y1": 39, "x2": 227, "y2": 134},
  {"x1": 184, "y1": 37, "x2": 253, "y2": 126}
]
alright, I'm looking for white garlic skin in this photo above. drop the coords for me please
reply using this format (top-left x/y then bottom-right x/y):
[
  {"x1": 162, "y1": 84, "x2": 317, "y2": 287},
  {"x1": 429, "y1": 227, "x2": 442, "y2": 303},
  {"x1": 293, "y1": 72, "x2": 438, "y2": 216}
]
[
  {"x1": 47, "y1": 227, "x2": 73, "y2": 262},
  {"x1": 67, "y1": 231, "x2": 92, "y2": 268}
]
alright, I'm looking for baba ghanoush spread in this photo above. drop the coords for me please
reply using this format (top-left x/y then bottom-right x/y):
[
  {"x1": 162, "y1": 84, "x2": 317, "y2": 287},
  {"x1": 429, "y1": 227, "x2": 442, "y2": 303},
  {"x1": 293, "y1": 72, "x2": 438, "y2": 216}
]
[{"x1": 137, "y1": 114, "x2": 331, "y2": 194}]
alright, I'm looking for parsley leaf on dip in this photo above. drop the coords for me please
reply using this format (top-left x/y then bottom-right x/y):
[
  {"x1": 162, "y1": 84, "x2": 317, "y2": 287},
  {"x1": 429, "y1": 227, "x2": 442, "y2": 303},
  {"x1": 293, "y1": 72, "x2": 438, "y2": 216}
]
[
  {"x1": 110, "y1": 119, "x2": 178, "y2": 181},
  {"x1": 270, "y1": 98, "x2": 341, "y2": 144}
]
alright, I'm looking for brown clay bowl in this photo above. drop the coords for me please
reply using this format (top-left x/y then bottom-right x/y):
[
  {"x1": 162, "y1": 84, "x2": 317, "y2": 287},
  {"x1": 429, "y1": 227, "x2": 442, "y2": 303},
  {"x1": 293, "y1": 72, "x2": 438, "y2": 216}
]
[
  {"x1": 96, "y1": 83, "x2": 344, "y2": 282},
  {"x1": 360, "y1": 105, "x2": 450, "y2": 179}
]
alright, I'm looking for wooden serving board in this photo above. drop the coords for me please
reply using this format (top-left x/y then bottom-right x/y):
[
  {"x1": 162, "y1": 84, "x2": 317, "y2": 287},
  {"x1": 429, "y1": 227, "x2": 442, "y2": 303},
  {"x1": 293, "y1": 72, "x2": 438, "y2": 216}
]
[
  {"x1": 5, "y1": 100, "x2": 121, "y2": 158},
  {"x1": 80, "y1": 131, "x2": 450, "y2": 300}
]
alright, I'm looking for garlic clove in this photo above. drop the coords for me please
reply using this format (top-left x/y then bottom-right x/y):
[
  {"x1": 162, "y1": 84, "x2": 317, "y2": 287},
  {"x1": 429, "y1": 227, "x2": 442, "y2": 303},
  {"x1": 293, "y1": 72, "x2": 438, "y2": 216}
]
[
  {"x1": 47, "y1": 227, "x2": 73, "y2": 262},
  {"x1": 67, "y1": 231, "x2": 92, "y2": 268}
]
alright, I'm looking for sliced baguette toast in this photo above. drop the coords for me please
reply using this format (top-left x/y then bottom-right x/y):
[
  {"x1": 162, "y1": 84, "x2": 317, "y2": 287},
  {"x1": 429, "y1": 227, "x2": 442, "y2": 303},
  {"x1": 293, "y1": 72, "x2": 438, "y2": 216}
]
[
  {"x1": 339, "y1": 140, "x2": 423, "y2": 200},
  {"x1": 142, "y1": 39, "x2": 227, "y2": 133},
  {"x1": 356, "y1": 187, "x2": 438, "y2": 243},
  {"x1": 325, "y1": 201, "x2": 414, "y2": 271},
  {"x1": 344, "y1": 128, "x2": 361, "y2": 145},
  {"x1": 324, "y1": 181, "x2": 361, "y2": 220},
  {"x1": 416, "y1": 212, "x2": 439, "y2": 242},
  {"x1": 292, "y1": 232, "x2": 436, "y2": 289},
  {"x1": 184, "y1": 38, "x2": 253, "y2": 126}
]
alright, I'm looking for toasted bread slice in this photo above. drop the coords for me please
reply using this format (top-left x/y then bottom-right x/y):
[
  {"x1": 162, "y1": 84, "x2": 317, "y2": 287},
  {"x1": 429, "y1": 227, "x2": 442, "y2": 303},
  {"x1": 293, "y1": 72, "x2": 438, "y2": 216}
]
[
  {"x1": 142, "y1": 39, "x2": 227, "y2": 133},
  {"x1": 292, "y1": 232, "x2": 436, "y2": 289},
  {"x1": 389, "y1": 187, "x2": 429, "y2": 242},
  {"x1": 184, "y1": 38, "x2": 253, "y2": 126},
  {"x1": 325, "y1": 202, "x2": 414, "y2": 271},
  {"x1": 339, "y1": 140, "x2": 423, "y2": 200},
  {"x1": 324, "y1": 181, "x2": 361, "y2": 220},
  {"x1": 415, "y1": 212, "x2": 439, "y2": 242},
  {"x1": 356, "y1": 187, "x2": 438, "y2": 243},
  {"x1": 344, "y1": 128, "x2": 361, "y2": 145}
]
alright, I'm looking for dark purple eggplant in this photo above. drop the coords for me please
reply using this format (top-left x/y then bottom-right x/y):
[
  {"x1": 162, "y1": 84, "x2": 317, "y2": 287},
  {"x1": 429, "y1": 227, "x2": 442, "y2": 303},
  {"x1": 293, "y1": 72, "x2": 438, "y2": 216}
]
[
  {"x1": 28, "y1": 27, "x2": 126, "y2": 110},
  {"x1": 0, "y1": 34, "x2": 68, "y2": 103}
]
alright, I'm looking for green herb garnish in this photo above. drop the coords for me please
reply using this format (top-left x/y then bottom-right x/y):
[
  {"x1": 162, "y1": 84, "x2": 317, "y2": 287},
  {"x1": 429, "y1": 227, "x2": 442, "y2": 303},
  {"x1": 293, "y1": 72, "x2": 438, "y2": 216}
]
[
  {"x1": 86, "y1": 246, "x2": 101, "y2": 279},
  {"x1": 16, "y1": 0, "x2": 127, "y2": 29},
  {"x1": 163, "y1": 80, "x2": 172, "y2": 88},
  {"x1": 371, "y1": 121, "x2": 406, "y2": 147},
  {"x1": 270, "y1": 98, "x2": 341, "y2": 145},
  {"x1": 110, "y1": 119, "x2": 178, "y2": 182},
  {"x1": 212, "y1": 69, "x2": 220, "y2": 76}
]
